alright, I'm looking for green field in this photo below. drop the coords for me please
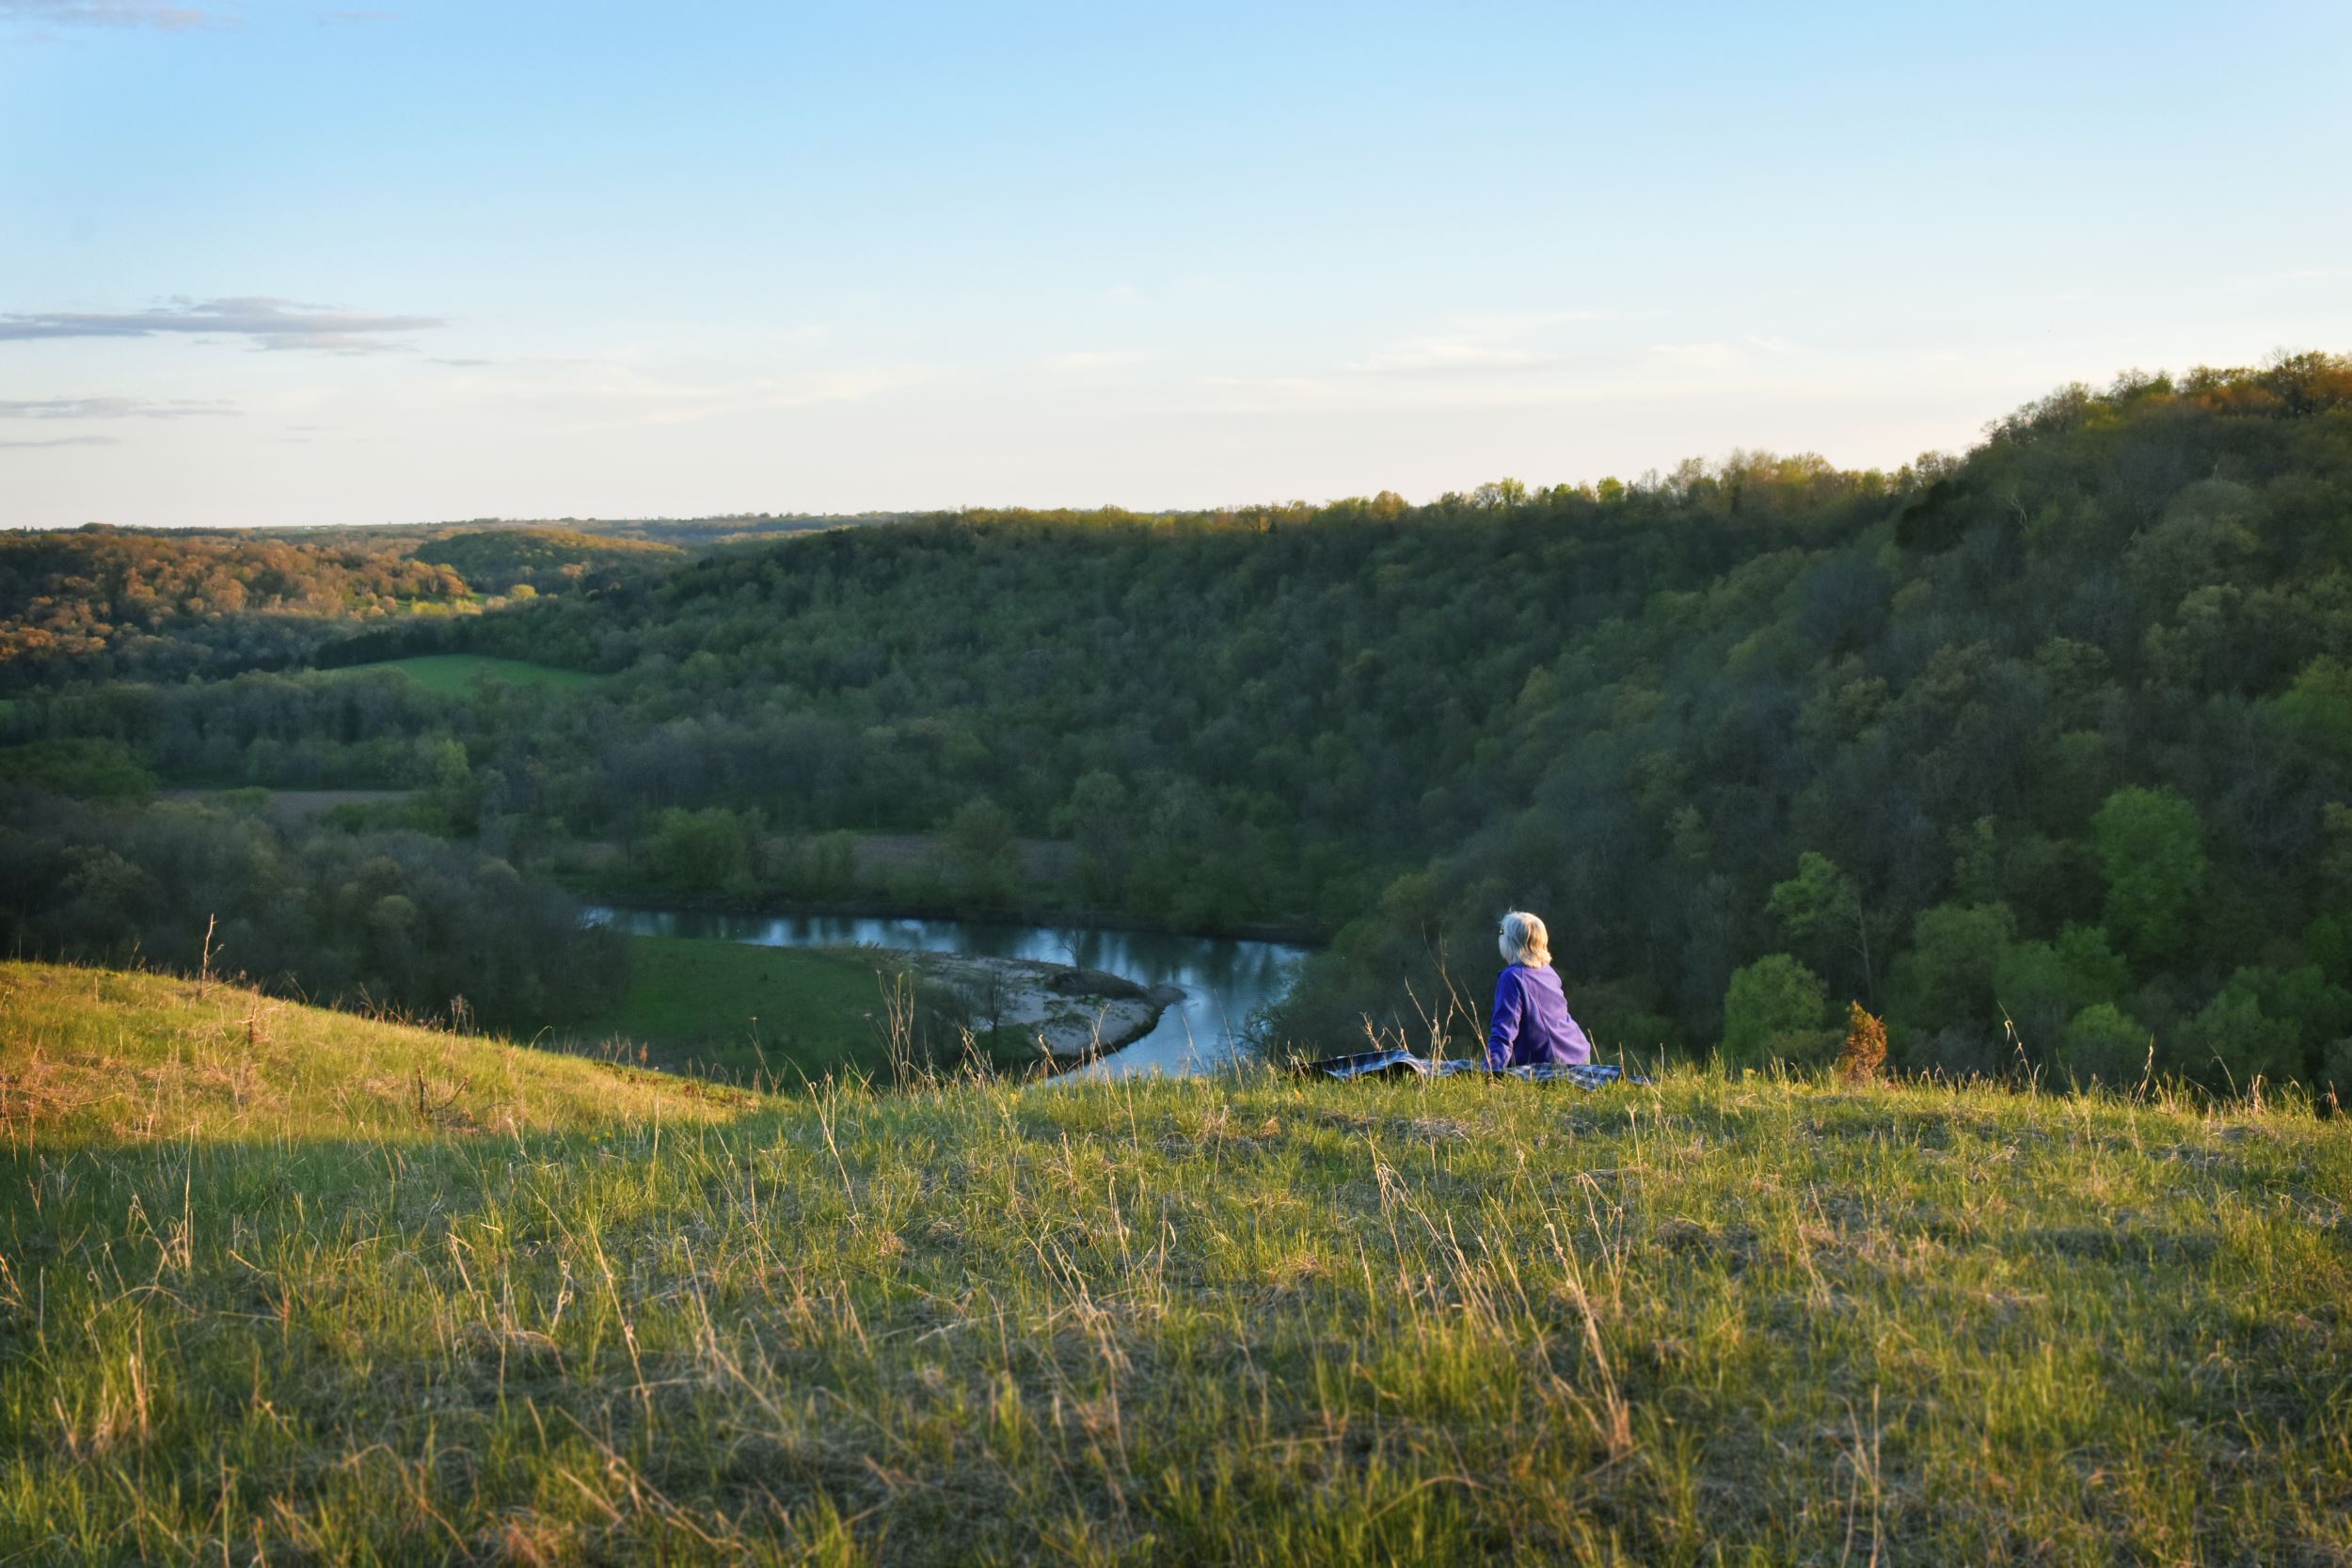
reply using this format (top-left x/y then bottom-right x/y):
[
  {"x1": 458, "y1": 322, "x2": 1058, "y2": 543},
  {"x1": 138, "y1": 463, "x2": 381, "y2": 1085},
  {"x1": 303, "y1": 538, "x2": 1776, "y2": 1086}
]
[
  {"x1": 331, "y1": 652, "x2": 599, "y2": 695},
  {"x1": 3, "y1": 960, "x2": 2348, "y2": 1564},
  {"x1": 574, "y1": 935, "x2": 983, "y2": 1084}
]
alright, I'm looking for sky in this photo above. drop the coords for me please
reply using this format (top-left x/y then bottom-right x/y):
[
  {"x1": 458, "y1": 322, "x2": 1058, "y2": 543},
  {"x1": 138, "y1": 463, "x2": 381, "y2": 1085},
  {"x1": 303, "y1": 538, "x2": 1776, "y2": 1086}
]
[{"x1": 3, "y1": 1, "x2": 2349, "y2": 529}]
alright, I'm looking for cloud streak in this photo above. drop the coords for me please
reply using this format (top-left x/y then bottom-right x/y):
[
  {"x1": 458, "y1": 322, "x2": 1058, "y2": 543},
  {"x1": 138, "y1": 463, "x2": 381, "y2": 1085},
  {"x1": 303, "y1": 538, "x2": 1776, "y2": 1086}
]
[
  {"x1": 0, "y1": 1, "x2": 225, "y2": 29},
  {"x1": 0, "y1": 296, "x2": 443, "y2": 354},
  {"x1": 1039, "y1": 349, "x2": 1154, "y2": 372},
  {"x1": 0, "y1": 434, "x2": 117, "y2": 448},
  {"x1": 1344, "y1": 309, "x2": 1606, "y2": 377},
  {"x1": 0, "y1": 395, "x2": 237, "y2": 419}
]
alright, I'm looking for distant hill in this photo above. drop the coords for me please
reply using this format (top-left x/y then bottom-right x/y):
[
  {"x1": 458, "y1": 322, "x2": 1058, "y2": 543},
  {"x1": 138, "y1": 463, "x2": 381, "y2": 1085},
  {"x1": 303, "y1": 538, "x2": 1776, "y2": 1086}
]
[
  {"x1": 3, "y1": 958, "x2": 2344, "y2": 1562},
  {"x1": 252, "y1": 512, "x2": 909, "y2": 549},
  {"x1": 0, "y1": 515, "x2": 891, "y2": 686},
  {"x1": 409, "y1": 527, "x2": 685, "y2": 594},
  {"x1": 0, "y1": 523, "x2": 473, "y2": 688}
]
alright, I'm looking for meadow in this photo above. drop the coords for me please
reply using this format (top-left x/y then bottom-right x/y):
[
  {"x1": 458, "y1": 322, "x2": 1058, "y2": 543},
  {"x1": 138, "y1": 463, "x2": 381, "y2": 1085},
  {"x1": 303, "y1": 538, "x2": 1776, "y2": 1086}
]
[
  {"x1": 565, "y1": 936, "x2": 1002, "y2": 1085},
  {"x1": 4, "y1": 960, "x2": 2346, "y2": 1564},
  {"x1": 330, "y1": 653, "x2": 600, "y2": 696}
]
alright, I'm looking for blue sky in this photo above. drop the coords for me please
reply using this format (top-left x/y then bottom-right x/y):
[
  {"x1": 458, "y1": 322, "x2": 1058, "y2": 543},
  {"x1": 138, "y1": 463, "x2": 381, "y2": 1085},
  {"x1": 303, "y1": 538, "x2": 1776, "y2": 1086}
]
[{"x1": 4, "y1": 1, "x2": 2348, "y2": 528}]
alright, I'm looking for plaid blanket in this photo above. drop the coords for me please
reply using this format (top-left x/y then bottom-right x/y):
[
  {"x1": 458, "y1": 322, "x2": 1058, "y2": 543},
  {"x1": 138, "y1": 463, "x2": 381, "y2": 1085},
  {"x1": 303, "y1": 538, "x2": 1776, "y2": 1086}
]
[{"x1": 1301, "y1": 1048, "x2": 1647, "y2": 1088}]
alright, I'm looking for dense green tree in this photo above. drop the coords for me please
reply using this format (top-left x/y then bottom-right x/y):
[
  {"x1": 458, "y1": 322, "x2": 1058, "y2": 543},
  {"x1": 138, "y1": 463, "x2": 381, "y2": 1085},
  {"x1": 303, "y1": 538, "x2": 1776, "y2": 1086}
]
[
  {"x1": 2177, "y1": 978, "x2": 2301, "y2": 1088},
  {"x1": 941, "y1": 798, "x2": 1022, "y2": 907},
  {"x1": 1890, "y1": 903, "x2": 2016, "y2": 1036},
  {"x1": 1994, "y1": 924, "x2": 2128, "y2": 1055},
  {"x1": 1054, "y1": 770, "x2": 1133, "y2": 905},
  {"x1": 1766, "y1": 851, "x2": 1875, "y2": 1003},
  {"x1": 1721, "y1": 955, "x2": 1836, "y2": 1069},
  {"x1": 2092, "y1": 788, "x2": 2207, "y2": 965},
  {"x1": 642, "y1": 807, "x2": 760, "y2": 897},
  {"x1": 0, "y1": 739, "x2": 154, "y2": 799},
  {"x1": 0, "y1": 788, "x2": 621, "y2": 1028},
  {"x1": 2055, "y1": 1004, "x2": 2151, "y2": 1087}
]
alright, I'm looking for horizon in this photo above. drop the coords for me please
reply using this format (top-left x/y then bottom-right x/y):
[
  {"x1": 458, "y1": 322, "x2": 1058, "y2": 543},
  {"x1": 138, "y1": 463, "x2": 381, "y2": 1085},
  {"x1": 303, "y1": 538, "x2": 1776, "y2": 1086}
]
[
  {"x1": 5, "y1": 0, "x2": 2350, "y2": 529},
  {"x1": 0, "y1": 351, "x2": 2329, "y2": 538}
]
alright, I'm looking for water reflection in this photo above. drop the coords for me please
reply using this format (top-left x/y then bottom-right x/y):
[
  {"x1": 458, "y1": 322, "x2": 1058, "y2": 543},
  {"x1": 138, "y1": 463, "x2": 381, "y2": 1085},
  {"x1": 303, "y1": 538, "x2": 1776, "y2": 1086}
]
[{"x1": 582, "y1": 906, "x2": 1309, "y2": 1078}]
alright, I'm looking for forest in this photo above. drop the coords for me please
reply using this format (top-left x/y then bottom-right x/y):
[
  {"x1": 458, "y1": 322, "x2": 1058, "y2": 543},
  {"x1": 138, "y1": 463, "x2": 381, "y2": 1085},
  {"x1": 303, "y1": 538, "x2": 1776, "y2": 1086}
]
[{"x1": 5, "y1": 353, "x2": 2351, "y2": 1091}]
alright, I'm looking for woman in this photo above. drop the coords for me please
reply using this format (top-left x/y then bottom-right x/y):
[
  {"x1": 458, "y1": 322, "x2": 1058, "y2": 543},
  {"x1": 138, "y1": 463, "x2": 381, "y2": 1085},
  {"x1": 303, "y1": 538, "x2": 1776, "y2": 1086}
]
[{"x1": 1486, "y1": 911, "x2": 1594, "y2": 1070}]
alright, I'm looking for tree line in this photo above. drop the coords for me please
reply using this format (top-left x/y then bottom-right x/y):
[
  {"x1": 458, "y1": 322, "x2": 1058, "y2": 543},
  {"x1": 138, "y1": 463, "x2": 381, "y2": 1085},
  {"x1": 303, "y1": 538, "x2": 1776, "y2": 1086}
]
[{"x1": 0, "y1": 756, "x2": 626, "y2": 1033}]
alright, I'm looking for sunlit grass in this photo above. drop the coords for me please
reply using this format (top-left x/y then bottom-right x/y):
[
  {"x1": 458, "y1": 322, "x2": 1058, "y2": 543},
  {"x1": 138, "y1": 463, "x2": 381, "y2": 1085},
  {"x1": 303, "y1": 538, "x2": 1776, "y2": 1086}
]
[
  {"x1": 3, "y1": 961, "x2": 2347, "y2": 1563},
  {"x1": 567, "y1": 936, "x2": 929, "y2": 1084},
  {"x1": 328, "y1": 653, "x2": 598, "y2": 695}
]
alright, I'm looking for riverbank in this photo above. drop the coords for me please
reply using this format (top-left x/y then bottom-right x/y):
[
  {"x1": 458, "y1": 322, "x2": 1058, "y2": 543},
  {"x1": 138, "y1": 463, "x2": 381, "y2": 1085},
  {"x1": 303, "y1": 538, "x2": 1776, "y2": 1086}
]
[
  {"x1": 583, "y1": 904, "x2": 1311, "y2": 1081},
  {"x1": 560, "y1": 935, "x2": 1186, "y2": 1085},
  {"x1": 907, "y1": 950, "x2": 1184, "y2": 1063},
  {"x1": 559, "y1": 868, "x2": 1326, "y2": 946}
]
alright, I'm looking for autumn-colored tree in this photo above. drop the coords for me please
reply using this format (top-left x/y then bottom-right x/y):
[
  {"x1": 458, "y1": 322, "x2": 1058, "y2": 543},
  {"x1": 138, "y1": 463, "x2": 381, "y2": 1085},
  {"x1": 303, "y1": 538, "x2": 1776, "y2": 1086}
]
[{"x1": 1838, "y1": 1003, "x2": 1886, "y2": 1083}]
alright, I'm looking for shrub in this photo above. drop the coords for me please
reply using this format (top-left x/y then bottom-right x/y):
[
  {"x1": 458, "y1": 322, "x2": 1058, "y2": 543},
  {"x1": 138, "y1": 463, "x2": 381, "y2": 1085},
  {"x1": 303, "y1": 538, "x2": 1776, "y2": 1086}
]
[
  {"x1": 1838, "y1": 1003, "x2": 1886, "y2": 1083},
  {"x1": 2321, "y1": 1037, "x2": 2352, "y2": 1111},
  {"x1": 2178, "y1": 979, "x2": 2301, "y2": 1089},
  {"x1": 2055, "y1": 1004, "x2": 2150, "y2": 1088},
  {"x1": 1721, "y1": 955, "x2": 1836, "y2": 1069}
]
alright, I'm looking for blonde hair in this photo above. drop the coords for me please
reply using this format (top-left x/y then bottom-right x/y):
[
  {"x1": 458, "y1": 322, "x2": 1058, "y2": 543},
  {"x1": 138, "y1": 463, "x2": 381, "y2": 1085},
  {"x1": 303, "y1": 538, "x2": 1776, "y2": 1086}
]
[{"x1": 1498, "y1": 910, "x2": 1550, "y2": 968}]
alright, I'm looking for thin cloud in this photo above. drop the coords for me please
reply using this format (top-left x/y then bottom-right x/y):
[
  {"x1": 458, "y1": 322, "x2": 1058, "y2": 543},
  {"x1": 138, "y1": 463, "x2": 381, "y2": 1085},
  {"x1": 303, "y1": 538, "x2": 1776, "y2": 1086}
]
[
  {"x1": 0, "y1": 434, "x2": 117, "y2": 448},
  {"x1": 434, "y1": 356, "x2": 953, "y2": 430},
  {"x1": 1649, "y1": 341, "x2": 1747, "y2": 372},
  {"x1": 1040, "y1": 349, "x2": 1154, "y2": 372},
  {"x1": 0, "y1": 1, "x2": 226, "y2": 28},
  {"x1": 629, "y1": 364, "x2": 948, "y2": 424},
  {"x1": 0, "y1": 296, "x2": 444, "y2": 355},
  {"x1": 1347, "y1": 309, "x2": 1606, "y2": 377},
  {"x1": 0, "y1": 395, "x2": 237, "y2": 419}
]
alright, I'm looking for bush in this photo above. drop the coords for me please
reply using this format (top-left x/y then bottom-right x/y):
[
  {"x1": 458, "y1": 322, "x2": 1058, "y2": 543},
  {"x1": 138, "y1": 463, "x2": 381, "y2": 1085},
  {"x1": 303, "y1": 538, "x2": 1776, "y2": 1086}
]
[
  {"x1": 643, "y1": 807, "x2": 760, "y2": 898},
  {"x1": 941, "y1": 799, "x2": 1021, "y2": 907},
  {"x1": 0, "y1": 739, "x2": 154, "y2": 799},
  {"x1": 2321, "y1": 1037, "x2": 2352, "y2": 1110},
  {"x1": 1995, "y1": 924, "x2": 2127, "y2": 1056},
  {"x1": 2055, "y1": 1004, "x2": 2149, "y2": 1088},
  {"x1": 2177, "y1": 979, "x2": 2302, "y2": 1089},
  {"x1": 1721, "y1": 955, "x2": 1836, "y2": 1069},
  {"x1": 1838, "y1": 1003, "x2": 1886, "y2": 1083}
]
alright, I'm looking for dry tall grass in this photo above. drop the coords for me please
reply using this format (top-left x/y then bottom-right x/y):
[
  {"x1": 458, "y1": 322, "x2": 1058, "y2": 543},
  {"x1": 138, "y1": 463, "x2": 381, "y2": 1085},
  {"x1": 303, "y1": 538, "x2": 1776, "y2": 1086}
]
[{"x1": 4, "y1": 961, "x2": 2347, "y2": 1564}]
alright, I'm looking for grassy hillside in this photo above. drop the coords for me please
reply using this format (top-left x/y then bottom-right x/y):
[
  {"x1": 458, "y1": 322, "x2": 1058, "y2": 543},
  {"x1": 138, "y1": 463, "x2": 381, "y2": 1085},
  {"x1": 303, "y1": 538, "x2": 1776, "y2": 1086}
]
[
  {"x1": 0, "y1": 961, "x2": 747, "y2": 1147},
  {"x1": 3, "y1": 962, "x2": 2347, "y2": 1564}
]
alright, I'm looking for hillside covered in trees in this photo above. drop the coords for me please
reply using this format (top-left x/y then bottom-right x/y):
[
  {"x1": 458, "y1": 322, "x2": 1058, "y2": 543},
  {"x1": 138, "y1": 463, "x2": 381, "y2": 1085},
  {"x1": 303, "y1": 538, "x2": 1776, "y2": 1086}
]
[
  {"x1": 6, "y1": 355, "x2": 2351, "y2": 1090},
  {"x1": 0, "y1": 526, "x2": 472, "y2": 687},
  {"x1": 0, "y1": 515, "x2": 895, "y2": 692}
]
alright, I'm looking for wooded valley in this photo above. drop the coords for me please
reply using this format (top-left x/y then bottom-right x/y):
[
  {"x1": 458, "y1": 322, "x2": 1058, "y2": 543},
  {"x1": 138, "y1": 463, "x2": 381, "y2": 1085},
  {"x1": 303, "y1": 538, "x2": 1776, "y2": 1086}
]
[{"x1": 7, "y1": 354, "x2": 2352, "y2": 1092}]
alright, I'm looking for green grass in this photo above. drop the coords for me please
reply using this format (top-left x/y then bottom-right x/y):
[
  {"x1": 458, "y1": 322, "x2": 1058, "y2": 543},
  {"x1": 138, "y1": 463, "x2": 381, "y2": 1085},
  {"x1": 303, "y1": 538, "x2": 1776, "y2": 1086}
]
[
  {"x1": 4, "y1": 959, "x2": 2349, "y2": 1564},
  {"x1": 571, "y1": 937, "x2": 1034, "y2": 1085},
  {"x1": 331, "y1": 653, "x2": 598, "y2": 695},
  {"x1": 573, "y1": 936, "x2": 928, "y2": 1084}
]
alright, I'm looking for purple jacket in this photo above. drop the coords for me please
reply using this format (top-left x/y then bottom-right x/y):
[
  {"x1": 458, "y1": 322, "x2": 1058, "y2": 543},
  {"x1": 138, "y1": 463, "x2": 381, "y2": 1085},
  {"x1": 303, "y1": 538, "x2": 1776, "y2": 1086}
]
[{"x1": 1486, "y1": 962, "x2": 1594, "y2": 1069}]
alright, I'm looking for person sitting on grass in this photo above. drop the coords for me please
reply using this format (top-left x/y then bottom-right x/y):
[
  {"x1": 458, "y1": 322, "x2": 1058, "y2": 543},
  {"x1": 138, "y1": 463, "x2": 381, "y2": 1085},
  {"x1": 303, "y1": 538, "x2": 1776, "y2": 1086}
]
[{"x1": 1487, "y1": 910, "x2": 1595, "y2": 1070}]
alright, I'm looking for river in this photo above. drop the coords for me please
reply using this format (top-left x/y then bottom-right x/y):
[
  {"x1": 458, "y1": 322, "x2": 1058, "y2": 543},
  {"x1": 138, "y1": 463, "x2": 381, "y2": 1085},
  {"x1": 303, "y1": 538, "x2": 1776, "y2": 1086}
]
[{"x1": 582, "y1": 906, "x2": 1311, "y2": 1079}]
